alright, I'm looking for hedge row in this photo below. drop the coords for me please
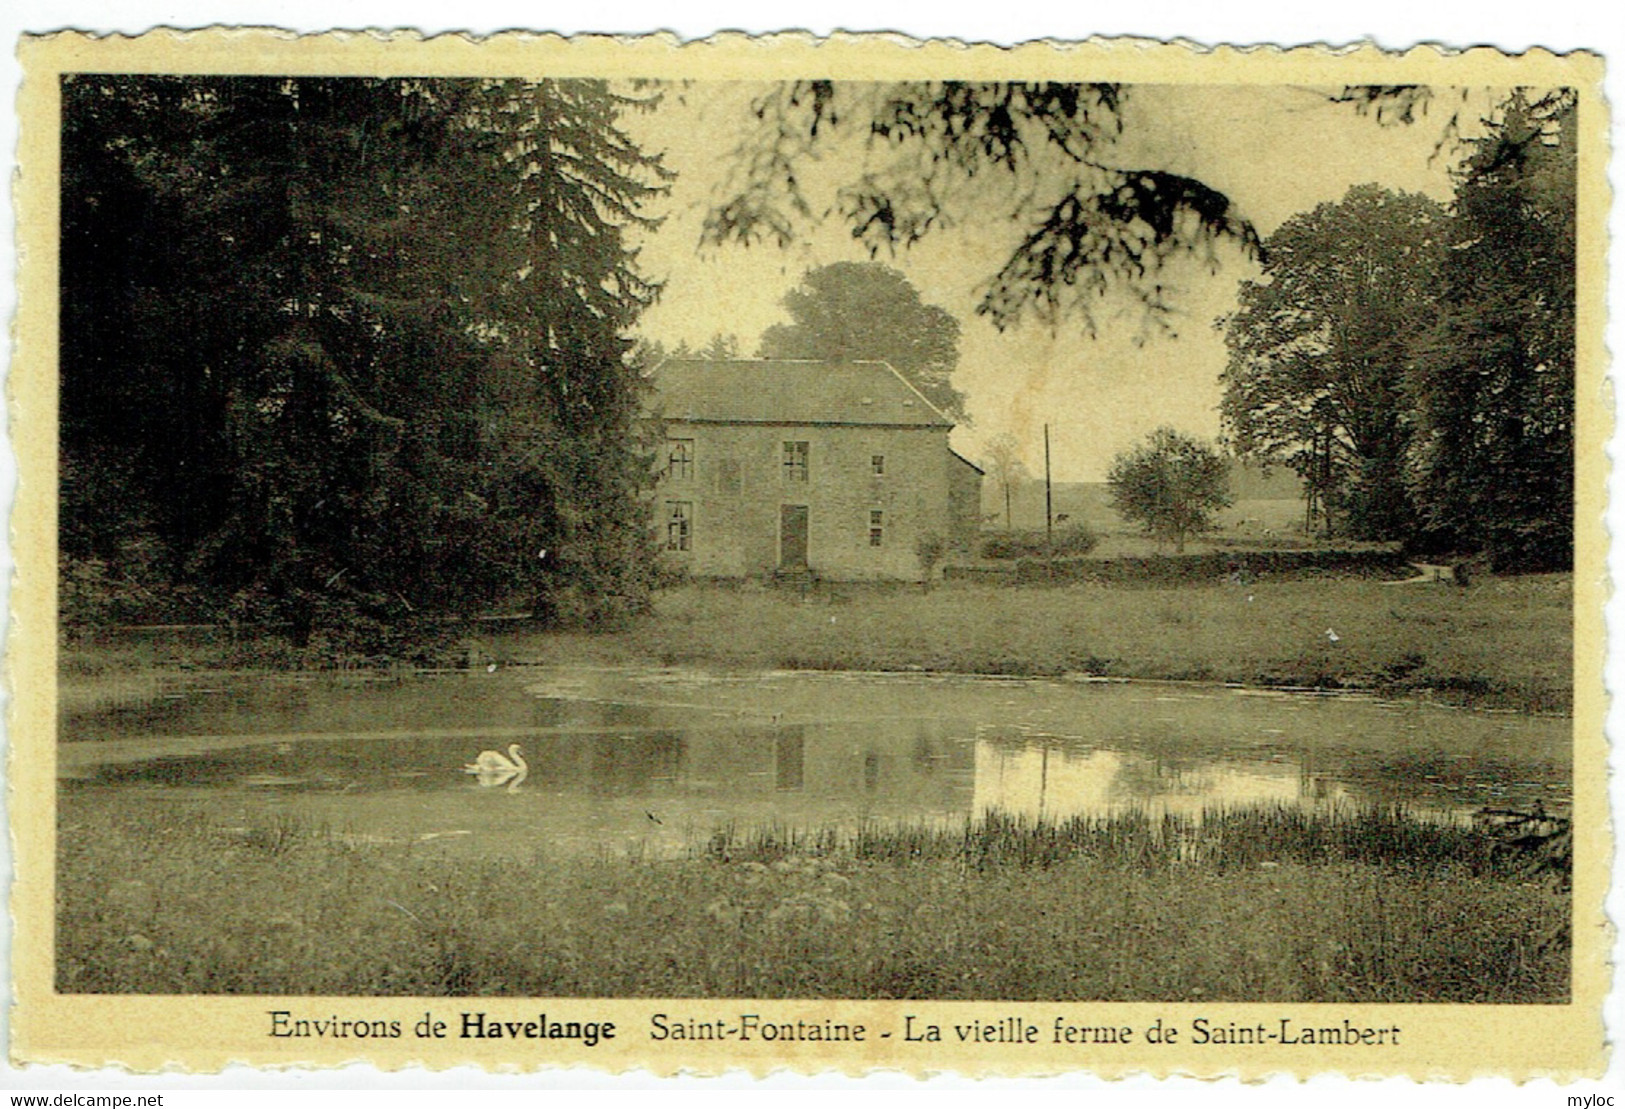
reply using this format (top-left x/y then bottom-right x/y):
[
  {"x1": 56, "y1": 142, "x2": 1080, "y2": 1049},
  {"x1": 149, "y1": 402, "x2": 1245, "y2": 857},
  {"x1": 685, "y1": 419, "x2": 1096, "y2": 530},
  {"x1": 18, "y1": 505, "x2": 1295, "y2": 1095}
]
[{"x1": 947, "y1": 548, "x2": 1413, "y2": 586}]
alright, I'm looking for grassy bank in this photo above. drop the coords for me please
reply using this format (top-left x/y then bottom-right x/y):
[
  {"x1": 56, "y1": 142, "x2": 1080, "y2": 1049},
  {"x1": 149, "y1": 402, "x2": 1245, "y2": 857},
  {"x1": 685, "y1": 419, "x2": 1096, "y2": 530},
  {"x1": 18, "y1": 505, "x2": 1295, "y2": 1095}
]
[
  {"x1": 535, "y1": 574, "x2": 1572, "y2": 713},
  {"x1": 59, "y1": 797, "x2": 1568, "y2": 1001},
  {"x1": 59, "y1": 573, "x2": 1573, "y2": 713}
]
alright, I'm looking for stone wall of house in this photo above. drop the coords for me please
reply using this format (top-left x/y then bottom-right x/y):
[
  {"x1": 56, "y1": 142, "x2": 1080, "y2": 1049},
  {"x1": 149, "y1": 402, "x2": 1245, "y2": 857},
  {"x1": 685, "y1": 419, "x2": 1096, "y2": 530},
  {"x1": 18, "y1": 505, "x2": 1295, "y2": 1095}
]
[
  {"x1": 654, "y1": 422, "x2": 953, "y2": 581},
  {"x1": 947, "y1": 455, "x2": 984, "y2": 552}
]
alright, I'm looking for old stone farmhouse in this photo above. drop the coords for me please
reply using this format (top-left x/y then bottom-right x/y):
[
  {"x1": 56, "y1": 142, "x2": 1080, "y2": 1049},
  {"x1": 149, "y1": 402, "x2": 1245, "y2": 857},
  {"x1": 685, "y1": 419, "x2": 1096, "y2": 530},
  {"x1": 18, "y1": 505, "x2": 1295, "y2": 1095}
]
[{"x1": 648, "y1": 359, "x2": 983, "y2": 582}]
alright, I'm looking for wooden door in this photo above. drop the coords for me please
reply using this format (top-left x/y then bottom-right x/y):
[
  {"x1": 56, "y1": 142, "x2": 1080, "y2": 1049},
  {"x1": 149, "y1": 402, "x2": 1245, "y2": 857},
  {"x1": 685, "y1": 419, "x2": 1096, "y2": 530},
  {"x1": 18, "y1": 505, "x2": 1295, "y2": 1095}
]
[{"x1": 780, "y1": 504, "x2": 809, "y2": 568}]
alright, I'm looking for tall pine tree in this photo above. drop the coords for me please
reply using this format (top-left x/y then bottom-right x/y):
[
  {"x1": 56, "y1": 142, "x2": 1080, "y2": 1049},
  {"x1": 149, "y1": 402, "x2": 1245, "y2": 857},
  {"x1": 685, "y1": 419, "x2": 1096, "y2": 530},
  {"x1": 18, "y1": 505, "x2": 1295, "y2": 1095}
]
[
  {"x1": 1405, "y1": 91, "x2": 1576, "y2": 571},
  {"x1": 61, "y1": 76, "x2": 668, "y2": 645}
]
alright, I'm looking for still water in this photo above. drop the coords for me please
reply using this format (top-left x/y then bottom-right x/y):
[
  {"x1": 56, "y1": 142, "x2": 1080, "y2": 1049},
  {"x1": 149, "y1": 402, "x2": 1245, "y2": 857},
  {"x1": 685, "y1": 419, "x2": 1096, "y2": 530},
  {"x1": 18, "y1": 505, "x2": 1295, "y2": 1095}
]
[{"x1": 60, "y1": 665, "x2": 1571, "y2": 859}]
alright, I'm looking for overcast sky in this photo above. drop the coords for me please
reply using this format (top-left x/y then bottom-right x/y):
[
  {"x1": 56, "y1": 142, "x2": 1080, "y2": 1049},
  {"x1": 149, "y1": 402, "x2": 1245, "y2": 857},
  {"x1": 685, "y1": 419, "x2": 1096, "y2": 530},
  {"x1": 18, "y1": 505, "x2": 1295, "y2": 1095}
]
[{"x1": 626, "y1": 83, "x2": 1483, "y2": 481}]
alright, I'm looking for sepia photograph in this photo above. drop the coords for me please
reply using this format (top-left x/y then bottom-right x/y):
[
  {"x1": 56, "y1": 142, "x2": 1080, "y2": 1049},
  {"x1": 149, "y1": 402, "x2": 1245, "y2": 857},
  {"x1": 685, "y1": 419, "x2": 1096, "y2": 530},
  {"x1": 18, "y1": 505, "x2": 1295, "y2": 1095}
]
[{"x1": 8, "y1": 28, "x2": 1610, "y2": 1079}]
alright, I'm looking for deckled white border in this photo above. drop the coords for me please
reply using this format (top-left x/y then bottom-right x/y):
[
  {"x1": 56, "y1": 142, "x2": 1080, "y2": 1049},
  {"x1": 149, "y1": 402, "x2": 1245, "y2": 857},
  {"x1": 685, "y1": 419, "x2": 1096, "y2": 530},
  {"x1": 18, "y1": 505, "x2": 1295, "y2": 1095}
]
[{"x1": 1, "y1": 1, "x2": 1619, "y2": 1103}]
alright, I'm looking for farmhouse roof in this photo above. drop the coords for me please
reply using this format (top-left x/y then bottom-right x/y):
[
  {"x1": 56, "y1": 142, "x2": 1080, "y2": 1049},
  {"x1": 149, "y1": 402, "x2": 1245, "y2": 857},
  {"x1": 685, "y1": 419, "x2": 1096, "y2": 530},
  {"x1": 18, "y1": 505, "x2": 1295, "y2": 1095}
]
[{"x1": 648, "y1": 359, "x2": 953, "y2": 429}]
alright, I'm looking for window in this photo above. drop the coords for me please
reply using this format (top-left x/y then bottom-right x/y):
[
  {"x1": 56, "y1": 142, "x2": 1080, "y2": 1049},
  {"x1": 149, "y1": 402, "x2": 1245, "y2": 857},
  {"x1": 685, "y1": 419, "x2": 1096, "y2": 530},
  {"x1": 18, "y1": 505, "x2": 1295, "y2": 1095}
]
[
  {"x1": 666, "y1": 439, "x2": 693, "y2": 481},
  {"x1": 871, "y1": 454, "x2": 885, "y2": 476},
  {"x1": 869, "y1": 509, "x2": 884, "y2": 547},
  {"x1": 665, "y1": 501, "x2": 692, "y2": 551},
  {"x1": 783, "y1": 440, "x2": 809, "y2": 482}
]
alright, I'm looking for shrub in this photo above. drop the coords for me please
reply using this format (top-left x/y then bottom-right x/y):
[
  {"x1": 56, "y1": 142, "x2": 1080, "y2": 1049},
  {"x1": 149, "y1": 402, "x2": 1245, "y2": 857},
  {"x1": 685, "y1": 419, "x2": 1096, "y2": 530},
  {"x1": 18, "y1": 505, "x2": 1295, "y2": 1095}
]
[
  {"x1": 915, "y1": 533, "x2": 947, "y2": 581},
  {"x1": 59, "y1": 538, "x2": 210, "y2": 628},
  {"x1": 981, "y1": 525, "x2": 1099, "y2": 561},
  {"x1": 1107, "y1": 427, "x2": 1232, "y2": 552}
]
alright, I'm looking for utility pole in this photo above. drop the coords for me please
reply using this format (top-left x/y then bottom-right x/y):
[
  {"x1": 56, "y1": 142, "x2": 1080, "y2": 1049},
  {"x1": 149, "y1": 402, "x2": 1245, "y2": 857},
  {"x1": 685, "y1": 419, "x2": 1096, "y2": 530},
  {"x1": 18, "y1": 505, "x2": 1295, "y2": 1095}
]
[{"x1": 1044, "y1": 423, "x2": 1053, "y2": 553}]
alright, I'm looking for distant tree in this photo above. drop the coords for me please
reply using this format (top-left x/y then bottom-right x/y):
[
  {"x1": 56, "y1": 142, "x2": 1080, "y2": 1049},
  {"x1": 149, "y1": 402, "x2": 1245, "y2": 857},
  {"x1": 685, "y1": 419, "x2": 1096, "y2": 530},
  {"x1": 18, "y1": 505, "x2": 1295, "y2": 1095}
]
[
  {"x1": 60, "y1": 76, "x2": 668, "y2": 645},
  {"x1": 1219, "y1": 185, "x2": 1447, "y2": 539},
  {"x1": 698, "y1": 332, "x2": 742, "y2": 360},
  {"x1": 706, "y1": 83, "x2": 1261, "y2": 338},
  {"x1": 633, "y1": 336, "x2": 704, "y2": 368},
  {"x1": 634, "y1": 333, "x2": 743, "y2": 367},
  {"x1": 630, "y1": 337, "x2": 671, "y2": 370},
  {"x1": 1406, "y1": 91, "x2": 1576, "y2": 571},
  {"x1": 1107, "y1": 428, "x2": 1232, "y2": 553},
  {"x1": 982, "y1": 433, "x2": 1028, "y2": 530},
  {"x1": 757, "y1": 262, "x2": 968, "y2": 422}
]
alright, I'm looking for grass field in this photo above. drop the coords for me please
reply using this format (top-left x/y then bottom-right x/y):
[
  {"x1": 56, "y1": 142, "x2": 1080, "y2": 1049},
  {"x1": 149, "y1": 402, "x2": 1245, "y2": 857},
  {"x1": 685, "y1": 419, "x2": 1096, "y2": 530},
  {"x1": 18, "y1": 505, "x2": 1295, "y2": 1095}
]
[
  {"x1": 57, "y1": 795, "x2": 1568, "y2": 1001},
  {"x1": 985, "y1": 487, "x2": 1317, "y2": 558},
  {"x1": 520, "y1": 573, "x2": 1571, "y2": 713},
  {"x1": 60, "y1": 573, "x2": 1573, "y2": 714}
]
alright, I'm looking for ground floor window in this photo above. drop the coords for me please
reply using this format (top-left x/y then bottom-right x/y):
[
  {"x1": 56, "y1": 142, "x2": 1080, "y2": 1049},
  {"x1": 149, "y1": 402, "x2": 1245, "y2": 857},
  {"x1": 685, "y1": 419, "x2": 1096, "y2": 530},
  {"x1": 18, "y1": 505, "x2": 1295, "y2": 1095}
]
[
  {"x1": 869, "y1": 509, "x2": 884, "y2": 547},
  {"x1": 666, "y1": 501, "x2": 692, "y2": 551}
]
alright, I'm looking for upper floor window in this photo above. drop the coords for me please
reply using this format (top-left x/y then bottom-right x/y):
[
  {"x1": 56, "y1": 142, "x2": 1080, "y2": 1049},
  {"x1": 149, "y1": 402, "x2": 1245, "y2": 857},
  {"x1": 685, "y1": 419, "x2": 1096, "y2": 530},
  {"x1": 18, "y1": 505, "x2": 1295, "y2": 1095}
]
[
  {"x1": 871, "y1": 454, "x2": 885, "y2": 477},
  {"x1": 783, "y1": 441, "x2": 809, "y2": 482},
  {"x1": 869, "y1": 509, "x2": 885, "y2": 547},
  {"x1": 666, "y1": 439, "x2": 694, "y2": 481}
]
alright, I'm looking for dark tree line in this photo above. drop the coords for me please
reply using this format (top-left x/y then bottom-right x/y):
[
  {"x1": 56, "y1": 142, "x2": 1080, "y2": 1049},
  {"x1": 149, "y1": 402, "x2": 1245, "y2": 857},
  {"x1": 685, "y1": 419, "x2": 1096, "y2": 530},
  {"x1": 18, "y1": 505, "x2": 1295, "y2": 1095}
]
[
  {"x1": 1406, "y1": 92, "x2": 1576, "y2": 570},
  {"x1": 61, "y1": 76, "x2": 668, "y2": 647},
  {"x1": 1221, "y1": 91, "x2": 1576, "y2": 570}
]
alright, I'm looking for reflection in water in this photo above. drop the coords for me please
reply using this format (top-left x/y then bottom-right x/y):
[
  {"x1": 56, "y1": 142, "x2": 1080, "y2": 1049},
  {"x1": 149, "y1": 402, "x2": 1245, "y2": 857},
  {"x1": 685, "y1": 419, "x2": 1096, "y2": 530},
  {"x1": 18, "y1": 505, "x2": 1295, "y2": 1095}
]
[
  {"x1": 59, "y1": 666, "x2": 1572, "y2": 859},
  {"x1": 774, "y1": 727, "x2": 804, "y2": 792},
  {"x1": 973, "y1": 739, "x2": 1359, "y2": 823},
  {"x1": 469, "y1": 766, "x2": 527, "y2": 791},
  {"x1": 462, "y1": 743, "x2": 530, "y2": 791}
]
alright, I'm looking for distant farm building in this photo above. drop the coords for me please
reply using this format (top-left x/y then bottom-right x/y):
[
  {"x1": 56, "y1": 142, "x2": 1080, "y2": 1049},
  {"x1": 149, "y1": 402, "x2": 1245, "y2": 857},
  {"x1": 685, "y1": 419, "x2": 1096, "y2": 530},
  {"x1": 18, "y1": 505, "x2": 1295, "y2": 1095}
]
[{"x1": 648, "y1": 359, "x2": 983, "y2": 582}]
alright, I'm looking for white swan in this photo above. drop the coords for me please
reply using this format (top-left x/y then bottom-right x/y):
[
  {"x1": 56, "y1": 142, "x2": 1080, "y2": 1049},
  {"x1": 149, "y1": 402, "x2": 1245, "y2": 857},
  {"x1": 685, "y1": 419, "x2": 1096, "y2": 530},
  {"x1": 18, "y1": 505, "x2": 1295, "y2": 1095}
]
[
  {"x1": 464, "y1": 744, "x2": 529, "y2": 790},
  {"x1": 465, "y1": 743, "x2": 526, "y2": 775}
]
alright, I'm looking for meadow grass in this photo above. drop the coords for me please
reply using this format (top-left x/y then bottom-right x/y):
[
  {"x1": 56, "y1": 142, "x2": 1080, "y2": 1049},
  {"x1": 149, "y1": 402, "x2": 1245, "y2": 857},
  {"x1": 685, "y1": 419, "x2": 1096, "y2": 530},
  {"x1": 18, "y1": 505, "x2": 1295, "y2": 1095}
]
[
  {"x1": 526, "y1": 574, "x2": 1572, "y2": 712},
  {"x1": 60, "y1": 574, "x2": 1572, "y2": 714},
  {"x1": 58, "y1": 795, "x2": 1568, "y2": 1002}
]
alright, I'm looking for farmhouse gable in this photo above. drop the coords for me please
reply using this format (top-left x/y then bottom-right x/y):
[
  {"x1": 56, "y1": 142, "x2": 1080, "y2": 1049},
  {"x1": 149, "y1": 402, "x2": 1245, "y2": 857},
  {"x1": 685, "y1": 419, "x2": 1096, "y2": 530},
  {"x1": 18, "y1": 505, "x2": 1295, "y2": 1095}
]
[{"x1": 648, "y1": 359, "x2": 980, "y2": 581}]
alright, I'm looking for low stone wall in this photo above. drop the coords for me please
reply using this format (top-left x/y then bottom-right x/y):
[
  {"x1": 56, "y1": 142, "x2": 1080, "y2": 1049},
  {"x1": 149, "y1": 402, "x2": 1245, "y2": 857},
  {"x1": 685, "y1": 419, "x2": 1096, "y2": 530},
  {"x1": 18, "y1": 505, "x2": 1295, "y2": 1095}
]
[{"x1": 945, "y1": 547, "x2": 1414, "y2": 586}]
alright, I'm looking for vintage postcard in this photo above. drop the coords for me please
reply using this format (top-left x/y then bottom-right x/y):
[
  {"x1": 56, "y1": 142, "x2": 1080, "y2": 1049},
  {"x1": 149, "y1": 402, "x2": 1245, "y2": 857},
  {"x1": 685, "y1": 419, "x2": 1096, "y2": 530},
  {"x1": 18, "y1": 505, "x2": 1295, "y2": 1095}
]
[{"x1": 8, "y1": 30, "x2": 1612, "y2": 1079}]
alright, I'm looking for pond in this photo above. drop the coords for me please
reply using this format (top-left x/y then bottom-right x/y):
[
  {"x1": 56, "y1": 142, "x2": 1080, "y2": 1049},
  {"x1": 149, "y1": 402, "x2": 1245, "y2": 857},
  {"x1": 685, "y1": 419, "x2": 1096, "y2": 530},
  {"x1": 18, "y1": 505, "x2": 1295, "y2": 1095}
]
[{"x1": 59, "y1": 665, "x2": 1571, "y2": 860}]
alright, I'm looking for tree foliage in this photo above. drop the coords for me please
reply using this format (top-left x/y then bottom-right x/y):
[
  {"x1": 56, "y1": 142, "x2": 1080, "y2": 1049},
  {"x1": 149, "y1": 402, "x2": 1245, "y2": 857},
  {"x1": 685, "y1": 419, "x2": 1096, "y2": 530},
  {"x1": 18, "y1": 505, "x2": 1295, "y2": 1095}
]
[
  {"x1": 757, "y1": 262, "x2": 967, "y2": 421},
  {"x1": 1220, "y1": 91, "x2": 1576, "y2": 568},
  {"x1": 1219, "y1": 185, "x2": 1447, "y2": 539},
  {"x1": 1404, "y1": 92, "x2": 1576, "y2": 572},
  {"x1": 698, "y1": 332, "x2": 743, "y2": 360},
  {"x1": 61, "y1": 76, "x2": 668, "y2": 646},
  {"x1": 634, "y1": 332, "x2": 742, "y2": 365},
  {"x1": 705, "y1": 82, "x2": 1261, "y2": 336},
  {"x1": 1107, "y1": 428, "x2": 1232, "y2": 553}
]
